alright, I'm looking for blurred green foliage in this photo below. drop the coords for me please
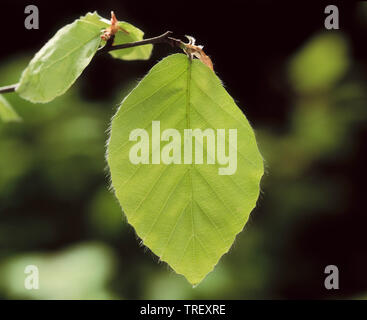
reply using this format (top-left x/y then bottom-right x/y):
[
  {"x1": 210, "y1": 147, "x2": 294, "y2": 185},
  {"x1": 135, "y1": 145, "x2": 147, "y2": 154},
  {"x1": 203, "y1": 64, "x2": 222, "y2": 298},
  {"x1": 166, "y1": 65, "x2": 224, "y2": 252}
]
[
  {"x1": 0, "y1": 6, "x2": 367, "y2": 299},
  {"x1": 0, "y1": 95, "x2": 21, "y2": 123},
  {"x1": 0, "y1": 242, "x2": 116, "y2": 299},
  {"x1": 288, "y1": 33, "x2": 349, "y2": 93}
]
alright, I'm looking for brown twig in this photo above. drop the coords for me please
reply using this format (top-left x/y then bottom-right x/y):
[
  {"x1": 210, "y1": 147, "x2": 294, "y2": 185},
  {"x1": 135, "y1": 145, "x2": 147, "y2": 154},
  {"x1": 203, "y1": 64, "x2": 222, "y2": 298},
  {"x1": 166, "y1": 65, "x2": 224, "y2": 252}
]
[{"x1": 96, "y1": 31, "x2": 183, "y2": 55}]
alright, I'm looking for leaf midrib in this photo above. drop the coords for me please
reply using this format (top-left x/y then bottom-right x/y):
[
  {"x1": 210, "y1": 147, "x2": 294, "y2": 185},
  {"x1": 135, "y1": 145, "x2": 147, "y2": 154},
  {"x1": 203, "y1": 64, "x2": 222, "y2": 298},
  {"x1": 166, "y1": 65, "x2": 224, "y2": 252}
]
[{"x1": 185, "y1": 57, "x2": 197, "y2": 269}]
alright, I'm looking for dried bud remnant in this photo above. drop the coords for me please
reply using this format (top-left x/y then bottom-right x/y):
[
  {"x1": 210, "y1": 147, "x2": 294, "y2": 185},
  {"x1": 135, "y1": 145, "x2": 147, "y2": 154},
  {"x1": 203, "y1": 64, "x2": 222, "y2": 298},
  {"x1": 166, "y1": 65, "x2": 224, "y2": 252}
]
[
  {"x1": 183, "y1": 35, "x2": 214, "y2": 71},
  {"x1": 101, "y1": 11, "x2": 129, "y2": 41}
]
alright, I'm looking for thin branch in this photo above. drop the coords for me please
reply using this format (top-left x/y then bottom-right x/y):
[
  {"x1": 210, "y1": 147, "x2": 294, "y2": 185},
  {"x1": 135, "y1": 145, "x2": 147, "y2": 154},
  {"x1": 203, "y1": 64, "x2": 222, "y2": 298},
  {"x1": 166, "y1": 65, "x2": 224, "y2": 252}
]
[
  {"x1": 97, "y1": 31, "x2": 183, "y2": 55},
  {"x1": 0, "y1": 31, "x2": 185, "y2": 95},
  {"x1": 0, "y1": 83, "x2": 18, "y2": 94}
]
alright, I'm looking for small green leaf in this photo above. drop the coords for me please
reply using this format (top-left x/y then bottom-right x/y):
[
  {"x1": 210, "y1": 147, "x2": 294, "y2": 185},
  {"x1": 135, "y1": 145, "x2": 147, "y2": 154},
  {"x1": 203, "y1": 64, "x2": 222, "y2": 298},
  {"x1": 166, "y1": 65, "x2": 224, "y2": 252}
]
[
  {"x1": 0, "y1": 94, "x2": 21, "y2": 122},
  {"x1": 107, "y1": 54, "x2": 263, "y2": 285},
  {"x1": 109, "y1": 22, "x2": 152, "y2": 61},
  {"x1": 17, "y1": 12, "x2": 103, "y2": 103},
  {"x1": 17, "y1": 11, "x2": 152, "y2": 103},
  {"x1": 82, "y1": 12, "x2": 152, "y2": 60}
]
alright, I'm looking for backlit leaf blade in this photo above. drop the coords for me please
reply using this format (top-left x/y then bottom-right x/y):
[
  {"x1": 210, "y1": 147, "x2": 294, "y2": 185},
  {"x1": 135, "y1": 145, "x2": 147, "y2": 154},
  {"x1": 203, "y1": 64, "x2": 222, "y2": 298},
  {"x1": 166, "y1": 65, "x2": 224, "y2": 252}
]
[
  {"x1": 107, "y1": 54, "x2": 263, "y2": 285},
  {"x1": 16, "y1": 12, "x2": 103, "y2": 103},
  {"x1": 108, "y1": 22, "x2": 152, "y2": 61},
  {"x1": 84, "y1": 12, "x2": 152, "y2": 60},
  {"x1": 0, "y1": 94, "x2": 21, "y2": 122}
]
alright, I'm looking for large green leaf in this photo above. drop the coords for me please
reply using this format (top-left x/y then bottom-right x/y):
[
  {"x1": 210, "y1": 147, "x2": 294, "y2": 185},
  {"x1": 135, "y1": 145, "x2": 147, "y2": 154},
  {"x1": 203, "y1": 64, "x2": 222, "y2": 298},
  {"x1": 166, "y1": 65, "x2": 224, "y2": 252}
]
[
  {"x1": 0, "y1": 94, "x2": 21, "y2": 122},
  {"x1": 17, "y1": 12, "x2": 103, "y2": 103},
  {"x1": 107, "y1": 54, "x2": 263, "y2": 285}
]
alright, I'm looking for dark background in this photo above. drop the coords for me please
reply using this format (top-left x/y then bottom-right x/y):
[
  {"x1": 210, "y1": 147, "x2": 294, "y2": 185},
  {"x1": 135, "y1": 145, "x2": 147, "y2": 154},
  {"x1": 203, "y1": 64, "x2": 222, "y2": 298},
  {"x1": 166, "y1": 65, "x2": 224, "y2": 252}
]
[{"x1": 0, "y1": 0, "x2": 366, "y2": 299}]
